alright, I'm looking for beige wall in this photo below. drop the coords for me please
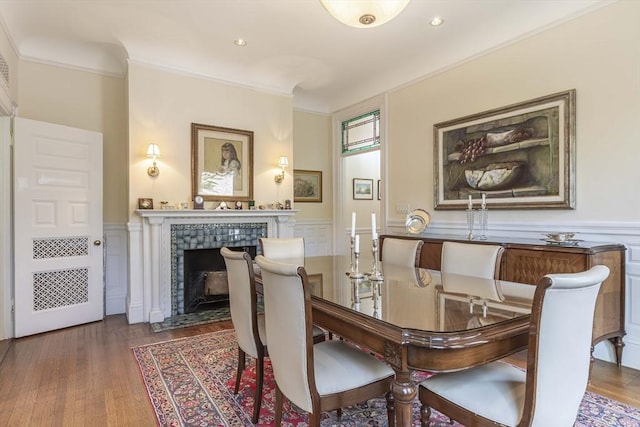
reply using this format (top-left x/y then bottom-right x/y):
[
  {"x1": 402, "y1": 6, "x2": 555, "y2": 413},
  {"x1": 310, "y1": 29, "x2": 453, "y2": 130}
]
[
  {"x1": 127, "y1": 63, "x2": 294, "y2": 218},
  {"x1": 18, "y1": 61, "x2": 128, "y2": 223},
  {"x1": 292, "y1": 110, "x2": 332, "y2": 219},
  {"x1": 387, "y1": 0, "x2": 640, "y2": 224}
]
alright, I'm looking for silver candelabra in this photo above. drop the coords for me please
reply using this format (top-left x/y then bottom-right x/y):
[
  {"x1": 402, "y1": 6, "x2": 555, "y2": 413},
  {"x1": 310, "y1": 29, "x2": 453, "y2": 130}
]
[
  {"x1": 466, "y1": 208, "x2": 475, "y2": 240},
  {"x1": 350, "y1": 250, "x2": 364, "y2": 279},
  {"x1": 367, "y1": 237, "x2": 384, "y2": 281}
]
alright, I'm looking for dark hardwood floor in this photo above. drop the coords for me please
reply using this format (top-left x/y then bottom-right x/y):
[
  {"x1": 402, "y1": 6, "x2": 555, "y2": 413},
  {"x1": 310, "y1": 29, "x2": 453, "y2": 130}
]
[{"x1": 0, "y1": 315, "x2": 638, "y2": 426}]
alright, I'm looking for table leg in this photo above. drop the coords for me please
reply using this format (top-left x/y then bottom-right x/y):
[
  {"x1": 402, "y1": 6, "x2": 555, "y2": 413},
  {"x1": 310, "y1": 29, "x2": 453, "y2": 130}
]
[
  {"x1": 391, "y1": 369, "x2": 416, "y2": 427},
  {"x1": 608, "y1": 336, "x2": 625, "y2": 367}
]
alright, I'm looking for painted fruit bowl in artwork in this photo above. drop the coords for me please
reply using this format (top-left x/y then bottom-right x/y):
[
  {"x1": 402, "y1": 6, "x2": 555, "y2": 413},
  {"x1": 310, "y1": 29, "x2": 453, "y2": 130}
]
[{"x1": 465, "y1": 161, "x2": 525, "y2": 191}]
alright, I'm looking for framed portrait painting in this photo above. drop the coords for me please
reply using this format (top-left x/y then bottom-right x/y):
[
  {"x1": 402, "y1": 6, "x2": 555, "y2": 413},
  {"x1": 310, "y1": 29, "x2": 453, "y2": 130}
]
[
  {"x1": 434, "y1": 90, "x2": 576, "y2": 210},
  {"x1": 191, "y1": 123, "x2": 254, "y2": 202}
]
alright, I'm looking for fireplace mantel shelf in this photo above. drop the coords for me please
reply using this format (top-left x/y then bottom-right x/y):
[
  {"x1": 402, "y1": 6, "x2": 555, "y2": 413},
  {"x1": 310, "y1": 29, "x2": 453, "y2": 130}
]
[{"x1": 136, "y1": 209, "x2": 298, "y2": 220}]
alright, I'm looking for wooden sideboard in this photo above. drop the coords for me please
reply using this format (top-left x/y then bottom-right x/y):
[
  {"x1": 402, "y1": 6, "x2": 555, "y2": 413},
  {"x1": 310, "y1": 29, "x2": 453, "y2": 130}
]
[{"x1": 380, "y1": 234, "x2": 627, "y2": 366}]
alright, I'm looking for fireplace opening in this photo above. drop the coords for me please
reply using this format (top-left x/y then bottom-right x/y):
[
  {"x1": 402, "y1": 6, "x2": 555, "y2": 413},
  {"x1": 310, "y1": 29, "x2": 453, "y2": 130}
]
[{"x1": 183, "y1": 245, "x2": 257, "y2": 313}]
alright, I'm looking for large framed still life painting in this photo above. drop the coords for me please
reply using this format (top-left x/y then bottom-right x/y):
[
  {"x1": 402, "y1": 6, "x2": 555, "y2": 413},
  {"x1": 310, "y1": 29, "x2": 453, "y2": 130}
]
[{"x1": 434, "y1": 90, "x2": 576, "y2": 210}]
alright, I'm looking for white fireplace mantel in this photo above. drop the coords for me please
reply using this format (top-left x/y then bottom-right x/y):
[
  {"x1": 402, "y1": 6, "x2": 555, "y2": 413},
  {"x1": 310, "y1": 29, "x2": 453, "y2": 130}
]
[{"x1": 127, "y1": 209, "x2": 298, "y2": 323}]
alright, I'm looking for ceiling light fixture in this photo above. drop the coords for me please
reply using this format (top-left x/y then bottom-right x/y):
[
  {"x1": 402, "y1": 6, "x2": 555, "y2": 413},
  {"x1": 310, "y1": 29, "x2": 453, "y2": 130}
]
[
  {"x1": 430, "y1": 16, "x2": 444, "y2": 26},
  {"x1": 320, "y1": 0, "x2": 410, "y2": 28},
  {"x1": 234, "y1": 38, "x2": 247, "y2": 47}
]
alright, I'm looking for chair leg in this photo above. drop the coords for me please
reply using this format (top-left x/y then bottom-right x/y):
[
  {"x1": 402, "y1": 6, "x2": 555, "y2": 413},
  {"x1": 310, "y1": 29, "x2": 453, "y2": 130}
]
[
  {"x1": 251, "y1": 354, "x2": 264, "y2": 424},
  {"x1": 420, "y1": 403, "x2": 432, "y2": 427},
  {"x1": 309, "y1": 411, "x2": 321, "y2": 427},
  {"x1": 386, "y1": 391, "x2": 395, "y2": 427},
  {"x1": 234, "y1": 347, "x2": 246, "y2": 394},
  {"x1": 275, "y1": 386, "x2": 284, "y2": 427}
]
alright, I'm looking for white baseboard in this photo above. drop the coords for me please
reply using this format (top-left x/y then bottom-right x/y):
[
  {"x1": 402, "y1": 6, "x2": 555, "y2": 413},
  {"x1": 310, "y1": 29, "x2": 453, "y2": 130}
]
[
  {"x1": 594, "y1": 337, "x2": 640, "y2": 370},
  {"x1": 105, "y1": 295, "x2": 125, "y2": 316},
  {"x1": 126, "y1": 296, "x2": 144, "y2": 324}
]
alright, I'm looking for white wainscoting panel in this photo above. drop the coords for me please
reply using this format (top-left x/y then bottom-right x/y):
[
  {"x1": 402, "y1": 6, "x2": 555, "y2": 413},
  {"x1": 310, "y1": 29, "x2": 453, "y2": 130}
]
[
  {"x1": 293, "y1": 220, "x2": 333, "y2": 257},
  {"x1": 104, "y1": 223, "x2": 128, "y2": 315}
]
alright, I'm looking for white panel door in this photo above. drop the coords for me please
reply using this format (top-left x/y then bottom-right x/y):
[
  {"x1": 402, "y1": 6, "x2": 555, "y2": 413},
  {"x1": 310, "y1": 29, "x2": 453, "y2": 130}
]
[{"x1": 13, "y1": 117, "x2": 103, "y2": 337}]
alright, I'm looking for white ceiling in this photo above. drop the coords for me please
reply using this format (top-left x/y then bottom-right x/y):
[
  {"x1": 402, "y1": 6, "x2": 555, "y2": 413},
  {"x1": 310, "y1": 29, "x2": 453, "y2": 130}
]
[{"x1": 0, "y1": 0, "x2": 611, "y2": 113}]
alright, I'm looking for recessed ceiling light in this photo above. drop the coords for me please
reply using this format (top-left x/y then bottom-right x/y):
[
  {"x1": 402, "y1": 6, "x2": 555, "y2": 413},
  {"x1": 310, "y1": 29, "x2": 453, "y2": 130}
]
[
  {"x1": 430, "y1": 16, "x2": 444, "y2": 27},
  {"x1": 234, "y1": 38, "x2": 247, "y2": 47}
]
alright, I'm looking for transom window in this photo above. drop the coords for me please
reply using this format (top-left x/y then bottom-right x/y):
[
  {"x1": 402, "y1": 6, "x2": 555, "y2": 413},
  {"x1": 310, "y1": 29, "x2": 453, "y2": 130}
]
[{"x1": 341, "y1": 110, "x2": 380, "y2": 154}]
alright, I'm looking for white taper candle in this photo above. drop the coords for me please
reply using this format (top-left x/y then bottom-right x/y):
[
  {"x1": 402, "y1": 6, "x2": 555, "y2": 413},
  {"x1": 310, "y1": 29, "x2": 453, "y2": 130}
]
[
  {"x1": 351, "y1": 212, "x2": 356, "y2": 237},
  {"x1": 371, "y1": 213, "x2": 377, "y2": 239}
]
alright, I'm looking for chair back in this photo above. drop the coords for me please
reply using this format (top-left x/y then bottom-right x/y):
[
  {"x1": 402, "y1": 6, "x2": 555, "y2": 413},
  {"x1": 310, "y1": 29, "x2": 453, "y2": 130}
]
[
  {"x1": 381, "y1": 238, "x2": 424, "y2": 267},
  {"x1": 255, "y1": 255, "x2": 316, "y2": 413},
  {"x1": 221, "y1": 247, "x2": 261, "y2": 358},
  {"x1": 523, "y1": 265, "x2": 609, "y2": 426},
  {"x1": 440, "y1": 241, "x2": 504, "y2": 279},
  {"x1": 259, "y1": 237, "x2": 305, "y2": 264}
]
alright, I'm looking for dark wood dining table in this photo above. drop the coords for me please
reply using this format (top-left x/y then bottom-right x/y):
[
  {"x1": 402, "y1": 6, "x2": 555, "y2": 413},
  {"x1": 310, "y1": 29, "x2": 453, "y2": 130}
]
[{"x1": 256, "y1": 255, "x2": 535, "y2": 427}]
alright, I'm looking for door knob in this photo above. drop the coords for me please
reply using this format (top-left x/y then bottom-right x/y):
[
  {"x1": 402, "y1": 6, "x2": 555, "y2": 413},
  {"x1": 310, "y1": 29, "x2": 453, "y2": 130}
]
[{"x1": 93, "y1": 240, "x2": 102, "y2": 246}]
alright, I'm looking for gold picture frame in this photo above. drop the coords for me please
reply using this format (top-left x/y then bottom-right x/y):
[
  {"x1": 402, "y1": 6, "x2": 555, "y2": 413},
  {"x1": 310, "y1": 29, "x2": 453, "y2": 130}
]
[
  {"x1": 434, "y1": 90, "x2": 576, "y2": 210},
  {"x1": 293, "y1": 169, "x2": 323, "y2": 203},
  {"x1": 191, "y1": 123, "x2": 254, "y2": 202},
  {"x1": 137, "y1": 198, "x2": 153, "y2": 210}
]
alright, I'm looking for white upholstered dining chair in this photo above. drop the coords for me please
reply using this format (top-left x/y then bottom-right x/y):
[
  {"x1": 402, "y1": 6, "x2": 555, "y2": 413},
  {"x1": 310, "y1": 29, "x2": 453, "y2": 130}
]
[
  {"x1": 440, "y1": 241, "x2": 504, "y2": 279},
  {"x1": 220, "y1": 247, "x2": 266, "y2": 424},
  {"x1": 419, "y1": 265, "x2": 610, "y2": 427},
  {"x1": 255, "y1": 255, "x2": 395, "y2": 426},
  {"x1": 258, "y1": 236, "x2": 327, "y2": 342},
  {"x1": 381, "y1": 237, "x2": 424, "y2": 267},
  {"x1": 259, "y1": 237, "x2": 305, "y2": 264}
]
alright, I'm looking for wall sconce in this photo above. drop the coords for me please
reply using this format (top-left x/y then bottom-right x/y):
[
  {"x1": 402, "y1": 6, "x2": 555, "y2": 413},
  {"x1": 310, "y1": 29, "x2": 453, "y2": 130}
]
[
  {"x1": 274, "y1": 156, "x2": 289, "y2": 183},
  {"x1": 146, "y1": 143, "x2": 161, "y2": 177}
]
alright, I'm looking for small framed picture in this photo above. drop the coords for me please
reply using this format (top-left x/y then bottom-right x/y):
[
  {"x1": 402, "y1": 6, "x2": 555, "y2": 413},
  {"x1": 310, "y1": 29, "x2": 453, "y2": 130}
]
[
  {"x1": 293, "y1": 169, "x2": 323, "y2": 203},
  {"x1": 377, "y1": 180, "x2": 382, "y2": 200},
  {"x1": 353, "y1": 178, "x2": 374, "y2": 200},
  {"x1": 138, "y1": 198, "x2": 153, "y2": 209}
]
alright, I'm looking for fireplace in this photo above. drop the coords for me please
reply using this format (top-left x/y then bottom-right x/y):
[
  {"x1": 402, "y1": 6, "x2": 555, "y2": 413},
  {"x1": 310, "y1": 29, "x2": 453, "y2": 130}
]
[
  {"x1": 134, "y1": 209, "x2": 297, "y2": 324},
  {"x1": 183, "y1": 246, "x2": 257, "y2": 313},
  {"x1": 170, "y1": 221, "x2": 267, "y2": 316}
]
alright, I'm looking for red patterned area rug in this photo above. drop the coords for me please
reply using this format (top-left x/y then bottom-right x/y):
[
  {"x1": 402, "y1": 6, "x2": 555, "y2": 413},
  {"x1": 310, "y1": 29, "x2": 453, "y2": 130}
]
[{"x1": 132, "y1": 329, "x2": 640, "y2": 426}]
